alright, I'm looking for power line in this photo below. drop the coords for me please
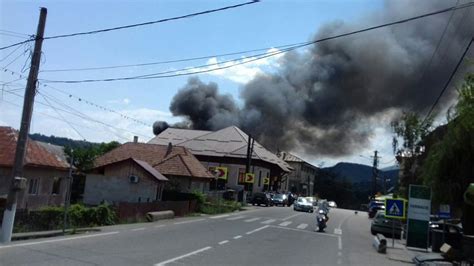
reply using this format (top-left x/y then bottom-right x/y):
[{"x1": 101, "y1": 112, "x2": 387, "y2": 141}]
[
  {"x1": 40, "y1": 43, "x2": 302, "y2": 73},
  {"x1": 39, "y1": 2, "x2": 474, "y2": 84},
  {"x1": 0, "y1": 29, "x2": 30, "y2": 37},
  {"x1": 421, "y1": 37, "x2": 473, "y2": 126},
  {"x1": 0, "y1": 1, "x2": 259, "y2": 51}
]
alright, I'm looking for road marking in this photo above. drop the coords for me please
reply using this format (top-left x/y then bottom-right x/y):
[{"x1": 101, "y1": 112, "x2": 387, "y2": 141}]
[
  {"x1": 131, "y1": 227, "x2": 146, "y2": 231},
  {"x1": 174, "y1": 218, "x2": 206, "y2": 225},
  {"x1": 338, "y1": 236, "x2": 342, "y2": 250},
  {"x1": 154, "y1": 246, "x2": 212, "y2": 266},
  {"x1": 246, "y1": 225, "x2": 269, "y2": 235},
  {"x1": 233, "y1": 235, "x2": 242, "y2": 239},
  {"x1": 269, "y1": 225, "x2": 339, "y2": 237},
  {"x1": 281, "y1": 213, "x2": 301, "y2": 220},
  {"x1": 244, "y1": 217, "x2": 260, "y2": 222},
  {"x1": 261, "y1": 219, "x2": 276, "y2": 224},
  {"x1": 154, "y1": 224, "x2": 165, "y2": 228},
  {"x1": 227, "y1": 216, "x2": 245, "y2": 220},
  {"x1": 218, "y1": 240, "x2": 229, "y2": 245},
  {"x1": 338, "y1": 251, "x2": 342, "y2": 256},
  {"x1": 334, "y1": 228, "x2": 342, "y2": 235},
  {"x1": 279, "y1": 221, "x2": 292, "y2": 227},
  {"x1": 297, "y1": 223, "x2": 308, "y2": 229},
  {"x1": 0, "y1": 231, "x2": 119, "y2": 249},
  {"x1": 209, "y1": 214, "x2": 230, "y2": 219},
  {"x1": 337, "y1": 258, "x2": 342, "y2": 265}
]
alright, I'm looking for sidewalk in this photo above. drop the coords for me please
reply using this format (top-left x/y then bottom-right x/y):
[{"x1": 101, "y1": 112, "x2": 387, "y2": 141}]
[{"x1": 385, "y1": 237, "x2": 430, "y2": 264}]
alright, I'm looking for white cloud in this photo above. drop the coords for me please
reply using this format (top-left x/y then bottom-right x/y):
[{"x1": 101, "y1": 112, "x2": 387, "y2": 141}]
[{"x1": 123, "y1": 98, "x2": 130, "y2": 105}]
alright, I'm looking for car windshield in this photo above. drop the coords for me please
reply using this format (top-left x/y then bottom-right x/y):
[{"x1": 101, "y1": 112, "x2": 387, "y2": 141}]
[{"x1": 2, "y1": 2, "x2": 470, "y2": 265}]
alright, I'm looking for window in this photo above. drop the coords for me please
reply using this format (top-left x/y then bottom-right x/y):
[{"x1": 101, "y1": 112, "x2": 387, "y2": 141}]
[
  {"x1": 51, "y1": 177, "x2": 61, "y2": 195},
  {"x1": 28, "y1": 178, "x2": 39, "y2": 195}
]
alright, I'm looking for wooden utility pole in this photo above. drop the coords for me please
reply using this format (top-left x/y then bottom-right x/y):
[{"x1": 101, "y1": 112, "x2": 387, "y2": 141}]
[
  {"x1": 1, "y1": 7, "x2": 47, "y2": 243},
  {"x1": 371, "y1": 150, "x2": 379, "y2": 200}
]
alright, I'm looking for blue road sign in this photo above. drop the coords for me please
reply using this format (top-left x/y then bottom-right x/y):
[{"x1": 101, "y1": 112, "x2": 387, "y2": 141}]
[{"x1": 385, "y1": 199, "x2": 406, "y2": 219}]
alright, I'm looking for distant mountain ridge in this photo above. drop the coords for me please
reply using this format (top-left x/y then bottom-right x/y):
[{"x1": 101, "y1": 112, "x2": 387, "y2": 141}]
[
  {"x1": 322, "y1": 162, "x2": 399, "y2": 187},
  {"x1": 29, "y1": 133, "x2": 98, "y2": 150}
]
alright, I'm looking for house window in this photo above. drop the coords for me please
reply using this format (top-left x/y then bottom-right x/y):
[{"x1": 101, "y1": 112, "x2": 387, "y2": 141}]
[
  {"x1": 28, "y1": 178, "x2": 39, "y2": 195},
  {"x1": 51, "y1": 177, "x2": 61, "y2": 195}
]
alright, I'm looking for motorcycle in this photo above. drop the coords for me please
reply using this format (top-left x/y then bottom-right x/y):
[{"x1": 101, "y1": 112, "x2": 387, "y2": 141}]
[{"x1": 316, "y1": 211, "x2": 327, "y2": 232}]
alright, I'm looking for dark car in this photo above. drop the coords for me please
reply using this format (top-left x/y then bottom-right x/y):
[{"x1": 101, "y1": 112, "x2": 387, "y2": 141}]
[
  {"x1": 370, "y1": 211, "x2": 403, "y2": 238},
  {"x1": 251, "y1": 192, "x2": 273, "y2": 207},
  {"x1": 368, "y1": 200, "x2": 385, "y2": 218},
  {"x1": 272, "y1": 194, "x2": 288, "y2": 206}
]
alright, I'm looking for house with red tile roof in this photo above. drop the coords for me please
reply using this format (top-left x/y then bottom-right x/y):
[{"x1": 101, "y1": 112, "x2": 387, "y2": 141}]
[
  {"x1": 0, "y1": 126, "x2": 71, "y2": 210},
  {"x1": 83, "y1": 142, "x2": 214, "y2": 205}
]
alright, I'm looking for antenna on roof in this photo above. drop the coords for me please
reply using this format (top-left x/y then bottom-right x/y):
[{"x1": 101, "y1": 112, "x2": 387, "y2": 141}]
[{"x1": 165, "y1": 142, "x2": 173, "y2": 157}]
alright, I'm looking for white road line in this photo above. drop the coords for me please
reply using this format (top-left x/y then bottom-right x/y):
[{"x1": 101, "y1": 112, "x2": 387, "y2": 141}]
[
  {"x1": 154, "y1": 224, "x2": 165, "y2": 228},
  {"x1": 269, "y1": 225, "x2": 339, "y2": 237},
  {"x1": 0, "y1": 231, "x2": 119, "y2": 249},
  {"x1": 209, "y1": 214, "x2": 230, "y2": 219},
  {"x1": 131, "y1": 227, "x2": 146, "y2": 231},
  {"x1": 154, "y1": 246, "x2": 212, "y2": 266},
  {"x1": 174, "y1": 218, "x2": 206, "y2": 225},
  {"x1": 297, "y1": 223, "x2": 308, "y2": 229},
  {"x1": 279, "y1": 221, "x2": 292, "y2": 227},
  {"x1": 281, "y1": 213, "x2": 301, "y2": 220},
  {"x1": 261, "y1": 219, "x2": 276, "y2": 224},
  {"x1": 334, "y1": 228, "x2": 342, "y2": 235},
  {"x1": 218, "y1": 240, "x2": 229, "y2": 245},
  {"x1": 338, "y1": 251, "x2": 342, "y2": 256},
  {"x1": 245, "y1": 225, "x2": 269, "y2": 235},
  {"x1": 337, "y1": 258, "x2": 342, "y2": 265},
  {"x1": 244, "y1": 217, "x2": 260, "y2": 222},
  {"x1": 226, "y1": 216, "x2": 245, "y2": 220},
  {"x1": 233, "y1": 235, "x2": 242, "y2": 239},
  {"x1": 338, "y1": 236, "x2": 342, "y2": 250}
]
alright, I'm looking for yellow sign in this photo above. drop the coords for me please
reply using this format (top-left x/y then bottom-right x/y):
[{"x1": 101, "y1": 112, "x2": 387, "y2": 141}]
[
  {"x1": 209, "y1": 166, "x2": 228, "y2": 180},
  {"x1": 245, "y1": 173, "x2": 255, "y2": 183},
  {"x1": 263, "y1": 177, "x2": 270, "y2": 185}
]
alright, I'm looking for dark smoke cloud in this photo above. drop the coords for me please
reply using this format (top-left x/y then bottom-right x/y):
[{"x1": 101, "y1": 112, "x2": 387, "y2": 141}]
[
  {"x1": 152, "y1": 121, "x2": 169, "y2": 135},
  {"x1": 155, "y1": 0, "x2": 474, "y2": 157}
]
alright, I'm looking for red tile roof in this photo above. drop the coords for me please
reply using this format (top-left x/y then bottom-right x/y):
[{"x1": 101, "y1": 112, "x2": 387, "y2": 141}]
[
  {"x1": 94, "y1": 142, "x2": 214, "y2": 179},
  {"x1": 0, "y1": 126, "x2": 70, "y2": 170}
]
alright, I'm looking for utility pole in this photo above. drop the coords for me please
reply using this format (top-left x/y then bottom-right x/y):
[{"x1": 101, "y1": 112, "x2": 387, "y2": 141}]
[
  {"x1": 371, "y1": 150, "x2": 379, "y2": 200},
  {"x1": 63, "y1": 151, "x2": 73, "y2": 234},
  {"x1": 0, "y1": 7, "x2": 47, "y2": 243}
]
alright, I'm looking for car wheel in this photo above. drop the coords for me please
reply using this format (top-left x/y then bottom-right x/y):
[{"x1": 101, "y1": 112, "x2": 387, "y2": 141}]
[
  {"x1": 252, "y1": 203, "x2": 255, "y2": 206},
  {"x1": 371, "y1": 229, "x2": 376, "y2": 235}
]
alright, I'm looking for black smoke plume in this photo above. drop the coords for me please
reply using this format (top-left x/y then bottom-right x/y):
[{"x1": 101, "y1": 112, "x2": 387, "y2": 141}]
[{"x1": 154, "y1": 0, "x2": 474, "y2": 157}]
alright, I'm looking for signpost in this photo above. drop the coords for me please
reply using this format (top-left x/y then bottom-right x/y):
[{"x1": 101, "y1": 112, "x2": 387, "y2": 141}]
[
  {"x1": 406, "y1": 185, "x2": 431, "y2": 249},
  {"x1": 245, "y1": 173, "x2": 255, "y2": 183},
  {"x1": 385, "y1": 198, "x2": 406, "y2": 247}
]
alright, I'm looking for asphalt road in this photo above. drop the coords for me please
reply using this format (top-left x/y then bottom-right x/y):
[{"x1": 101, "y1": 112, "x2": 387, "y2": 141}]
[{"x1": 0, "y1": 206, "x2": 404, "y2": 266}]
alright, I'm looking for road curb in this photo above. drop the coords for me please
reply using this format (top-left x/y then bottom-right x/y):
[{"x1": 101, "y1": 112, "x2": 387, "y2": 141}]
[{"x1": 12, "y1": 228, "x2": 101, "y2": 241}]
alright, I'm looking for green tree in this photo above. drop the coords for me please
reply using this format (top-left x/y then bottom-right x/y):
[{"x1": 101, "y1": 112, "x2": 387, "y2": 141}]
[
  {"x1": 391, "y1": 112, "x2": 432, "y2": 196},
  {"x1": 421, "y1": 73, "x2": 473, "y2": 232}
]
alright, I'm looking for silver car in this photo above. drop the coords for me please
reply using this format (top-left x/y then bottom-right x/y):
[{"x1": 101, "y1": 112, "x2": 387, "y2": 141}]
[{"x1": 293, "y1": 197, "x2": 314, "y2": 212}]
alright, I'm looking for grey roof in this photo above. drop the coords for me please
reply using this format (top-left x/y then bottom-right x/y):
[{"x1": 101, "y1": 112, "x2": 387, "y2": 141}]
[
  {"x1": 149, "y1": 126, "x2": 291, "y2": 172},
  {"x1": 36, "y1": 141, "x2": 71, "y2": 167},
  {"x1": 278, "y1": 152, "x2": 304, "y2": 163},
  {"x1": 133, "y1": 158, "x2": 169, "y2": 182}
]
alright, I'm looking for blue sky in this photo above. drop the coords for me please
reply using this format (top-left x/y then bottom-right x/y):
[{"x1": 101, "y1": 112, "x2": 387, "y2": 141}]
[{"x1": 0, "y1": 0, "x2": 401, "y2": 167}]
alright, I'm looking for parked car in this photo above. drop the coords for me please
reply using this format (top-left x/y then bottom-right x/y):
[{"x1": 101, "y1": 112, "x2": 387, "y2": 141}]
[
  {"x1": 368, "y1": 200, "x2": 385, "y2": 218},
  {"x1": 251, "y1": 192, "x2": 273, "y2": 207},
  {"x1": 328, "y1": 201, "x2": 337, "y2": 208},
  {"x1": 272, "y1": 194, "x2": 288, "y2": 206},
  {"x1": 293, "y1": 197, "x2": 314, "y2": 212},
  {"x1": 370, "y1": 211, "x2": 403, "y2": 237}
]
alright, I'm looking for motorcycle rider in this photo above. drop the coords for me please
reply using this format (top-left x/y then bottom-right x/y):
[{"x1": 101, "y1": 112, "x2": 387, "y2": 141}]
[{"x1": 316, "y1": 209, "x2": 329, "y2": 232}]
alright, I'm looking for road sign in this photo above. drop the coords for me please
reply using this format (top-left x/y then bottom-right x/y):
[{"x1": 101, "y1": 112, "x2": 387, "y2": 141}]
[
  {"x1": 385, "y1": 198, "x2": 406, "y2": 219},
  {"x1": 245, "y1": 173, "x2": 255, "y2": 183},
  {"x1": 407, "y1": 185, "x2": 431, "y2": 249},
  {"x1": 263, "y1": 177, "x2": 270, "y2": 185},
  {"x1": 438, "y1": 204, "x2": 451, "y2": 219},
  {"x1": 209, "y1": 166, "x2": 228, "y2": 180}
]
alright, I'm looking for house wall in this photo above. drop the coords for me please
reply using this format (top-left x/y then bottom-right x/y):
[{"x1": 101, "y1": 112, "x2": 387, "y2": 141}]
[
  {"x1": 201, "y1": 161, "x2": 272, "y2": 193},
  {"x1": 165, "y1": 175, "x2": 209, "y2": 193},
  {"x1": 0, "y1": 166, "x2": 69, "y2": 210},
  {"x1": 83, "y1": 161, "x2": 160, "y2": 205},
  {"x1": 286, "y1": 162, "x2": 317, "y2": 196}
]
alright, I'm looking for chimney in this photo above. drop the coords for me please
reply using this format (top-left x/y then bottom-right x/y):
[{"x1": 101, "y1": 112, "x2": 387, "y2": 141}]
[
  {"x1": 133, "y1": 136, "x2": 138, "y2": 143},
  {"x1": 165, "y1": 142, "x2": 173, "y2": 157}
]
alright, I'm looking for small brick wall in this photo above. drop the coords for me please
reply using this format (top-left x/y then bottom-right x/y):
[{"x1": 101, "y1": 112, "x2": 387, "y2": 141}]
[{"x1": 117, "y1": 200, "x2": 197, "y2": 221}]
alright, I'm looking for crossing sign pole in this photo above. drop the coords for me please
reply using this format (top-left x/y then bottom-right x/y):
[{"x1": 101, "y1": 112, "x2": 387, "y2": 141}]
[{"x1": 385, "y1": 198, "x2": 406, "y2": 247}]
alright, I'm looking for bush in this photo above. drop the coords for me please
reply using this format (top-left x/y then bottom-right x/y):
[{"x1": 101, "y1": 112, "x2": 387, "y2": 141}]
[
  {"x1": 199, "y1": 200, "x2": 242, "y2": 214},
  {"x1": 13, "y1": 204, "x2": 117, "y2": 232}
]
